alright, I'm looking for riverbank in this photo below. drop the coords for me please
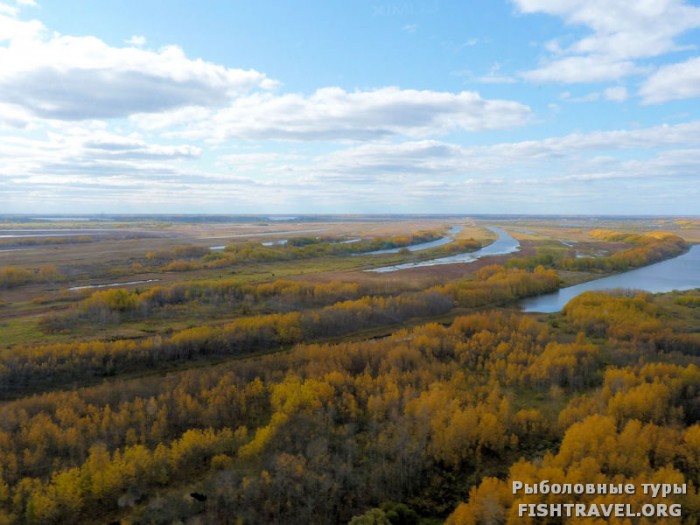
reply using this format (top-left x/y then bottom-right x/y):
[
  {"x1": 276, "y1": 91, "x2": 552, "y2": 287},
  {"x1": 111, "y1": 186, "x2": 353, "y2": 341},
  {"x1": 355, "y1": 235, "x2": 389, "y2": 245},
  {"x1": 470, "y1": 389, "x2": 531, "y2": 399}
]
[{"x1": 522, "y1": 244, "x2": 700, "y2": 312}]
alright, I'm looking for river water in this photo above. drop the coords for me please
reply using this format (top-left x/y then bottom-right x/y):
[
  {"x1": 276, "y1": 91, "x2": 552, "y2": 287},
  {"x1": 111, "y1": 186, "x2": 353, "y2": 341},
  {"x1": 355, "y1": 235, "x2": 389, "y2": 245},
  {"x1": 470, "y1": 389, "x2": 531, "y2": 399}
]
[
  {"x1": 69, "y1": 279, "x2": 160, "y2": 291},
  {"x1": 521, "y1": 244, "x2": 700, "y2": 313},
  {"x1": 364, "y1": 226, "x2": 464, "y2": 255},
  {"x1": 368, "y1": 227, "x2": 520, "y2": 272}
]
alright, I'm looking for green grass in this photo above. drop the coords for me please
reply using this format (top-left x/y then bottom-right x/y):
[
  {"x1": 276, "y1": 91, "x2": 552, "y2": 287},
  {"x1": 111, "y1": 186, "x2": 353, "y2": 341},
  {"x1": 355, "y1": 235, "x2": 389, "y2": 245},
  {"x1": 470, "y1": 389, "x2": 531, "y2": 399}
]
[{"x1": 0, "y1": 316, "x2": 58, "y2": 348}]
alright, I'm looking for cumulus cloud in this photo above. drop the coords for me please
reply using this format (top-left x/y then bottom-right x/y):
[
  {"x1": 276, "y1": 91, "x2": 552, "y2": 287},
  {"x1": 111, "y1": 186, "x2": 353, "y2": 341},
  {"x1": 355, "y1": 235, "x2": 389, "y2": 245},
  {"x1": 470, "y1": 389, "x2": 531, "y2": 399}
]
[
  {"x1": 126, "y1": 35, "x2": 146, "y2": 47},
  {"x1": 0, "y1": 101, "x2": 32, "y2": 127},
  {"x1": 559, "y1": 86, "x2": 628, "y2": 103},
  {"x1": 0, "y1": 127, "x2": 202, "y2": 191},
  {"x1": 485, "y1": 120, "x2": 700, "y2": 156},
  {"x1": 640, "y1": 56, "x2": 700, "y2": 104},
  {"x1": 603, "y1": 86, "x2": 628, "y2": 102},
  {"x1": 308, "y1": 141, "x2": 471, "y2": 179},
  {"x1": 266, "y1": 126, "x2": 700, "y2": 213},
  {"x1": 0, "y1": 13, "x2": 275, "y2": 120},
  {"x1": 80, "y1": 132, "x2": 202, "y2": 160},
  {"x1": 0, "y1": 3, "x2": 17, "y2": 16},
  {"x1": 477, "y1": 63, "x2": 517, "y2": 84},
  {"x1": 0, "y1": 123, "x2": 261, "y2": 212},
  {"x1": 515, "y1": 0, "x2": 700, "y2": 84},
  {"x1": 4, "y1": 121, "x2": 700, "y2": 213},
  {"x1": 0, "y1": 9, "x2": 42, "y2": 40},
  {"x1": 523, "y1": 56, "x2": 641, "y2": 83},
  {"x1": 175, "y1": 87, "x2": 532, "y2": 142},
  {"x1": 293, "y1": 120, "x2": 700, "y2": 183},
  {"x1": 129, "y1": 106, "x2": 213, "y2": 131}
]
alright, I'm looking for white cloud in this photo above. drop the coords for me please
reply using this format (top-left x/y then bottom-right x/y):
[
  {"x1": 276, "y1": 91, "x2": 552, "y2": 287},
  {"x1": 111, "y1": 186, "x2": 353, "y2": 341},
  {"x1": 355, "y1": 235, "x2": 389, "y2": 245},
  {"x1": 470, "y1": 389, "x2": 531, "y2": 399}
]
[
  {"x1": 218, "y1": 153, "x2": 294, "y2": 164},
  {"x1": 295, "y1": 121, "x2": 700, "y2": 183},
  {"x1": 523, "y1": 55, "x2": 641, "y2": 83},
  {"x1": 0, "y1": 13, "x2": 275, "y2": 120},
  {"x1": 0, "y1": 101, "x2": 32, "y2": 127},
  {"x1": 486, "y1": 121, "x2": 700, "y2": 156},
  {"x1": 603, "y1": 86, "x2": 628, "y2": 101},
  {"x1": 0, "y1": 3, "x2": 17, "y2": 16},
  {"x1": 174, "y1": 87, "x2": 532, "y2": 142},
  {"x1": 477, "y1": 63, "x2": 517, "y2": 84},
  {"x1": 79, "y1": 130, "x2": 202, "y2": 160},
  {"x1": 312, "y1": 140, "x2": 471, "y2": 178},
  {"x1": 126, "y1": 35, "x2": 146, "y2": 47},
  {"x1": 4, "y1": 120, "x2": 700, "y2": 213},
  {"x1": 572, "y1": 92, "x2": 600, "y2": 103},
  {"x1": 0, "y1": 10, "x2": 42, "y2": 40},
  {"x1": 258, "y1": 125, "x2": 700, "y2": 213},
  {"x1": 640, "y1": 56, "x2": 700, "y2": 104},
  {"x1": 0, "y1": 125, "x2": 240, "y2": 213},
  {"x1": 560, "y1": 86, "x2": 628, "y2": 103},
  {"x1": 129, "y1": 105, "x2": 213, "y2": 131},
  {"x1": 0, "y1": 127, "x2": 202, "y2": 186},
  {"x1": 515, "y1": 0, "x2": 700, "y2": 83}
]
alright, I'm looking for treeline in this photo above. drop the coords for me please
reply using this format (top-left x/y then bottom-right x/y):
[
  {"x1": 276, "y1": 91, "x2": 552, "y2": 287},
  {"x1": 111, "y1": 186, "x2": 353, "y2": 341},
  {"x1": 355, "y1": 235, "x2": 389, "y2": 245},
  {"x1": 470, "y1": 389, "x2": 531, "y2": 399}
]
[
  {"x1": 506, "y1": 231, "x2": 688, "y2": 273},
  {"x1": 560, "y1": 231, "x2": 688, "y2": 272},
  {"x1": 676, "y1": 291, "x2": 700, "y2": 308},
  {"x1": 141, "y1": 231, "x2": 484, "y2": 274},
  {"x1": 219, "y1": 230, "x2": 447, "y2": 259},
  {"x1": 41, "y1": 279, "x2": 372, "y2": 331},
  {"x1": 432, "y1": 238, "x2": 482, "y2": 257},
  {"x1": 0, "y1": 231, "x2": 463, "y2": 290},
  {"x1": 1, "y1": 291, "x2": 698, "y2": 524},
  {"x1": 0, "y1": 236, "x2": 93, "y2": 248},
  {"x1": 562, "y1": 291, "x2": 700, "y2": 355},
  {"x1": 432, "y1": 264, "x2": 560, "y2": 308},
  {"x1": 5, "y1": 266, "x2": 559, "y2": 397},
  {"x1": 2, "y1": 293, "x2": 446, "y2": 396},
  {"x1": 43, "y1": 263, "x2": 552, "y2": 332},
  {"x1": 0, "y1": 266, "x2": 63, "y2": 289},
  {"x1": 143, "y1": 230, "x2": 448, "y2": 271}
]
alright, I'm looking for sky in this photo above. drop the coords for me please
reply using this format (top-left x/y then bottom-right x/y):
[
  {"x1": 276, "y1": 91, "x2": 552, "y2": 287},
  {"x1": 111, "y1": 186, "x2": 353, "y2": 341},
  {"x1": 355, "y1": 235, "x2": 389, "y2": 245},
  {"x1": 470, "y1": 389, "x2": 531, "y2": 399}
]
[{"x1": 1, "y1": 0, "x2": 699, "y2": 215}]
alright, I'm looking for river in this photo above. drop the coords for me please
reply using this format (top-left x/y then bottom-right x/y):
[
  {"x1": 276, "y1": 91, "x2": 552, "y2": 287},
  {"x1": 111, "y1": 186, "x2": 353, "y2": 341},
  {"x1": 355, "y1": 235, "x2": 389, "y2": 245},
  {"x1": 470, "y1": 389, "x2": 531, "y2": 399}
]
[
  {"x1": 521, "y1": 245, "x2": 700, "y2": 313},
  {"x1": 368, "y1": 227, "x2": 520, "y2": 273},
  {"x1": 364, "y1": 226, "x2": 464, "y2": 255},
  {"x1": 69, "y1": 279, "x2": 160, "y2": 291}
]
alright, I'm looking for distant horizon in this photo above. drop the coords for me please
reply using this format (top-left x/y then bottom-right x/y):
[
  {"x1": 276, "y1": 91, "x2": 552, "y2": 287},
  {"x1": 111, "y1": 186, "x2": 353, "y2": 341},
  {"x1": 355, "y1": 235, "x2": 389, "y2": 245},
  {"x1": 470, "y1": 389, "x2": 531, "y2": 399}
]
[{"x1": 2, "y1": 213, "x2": 699, "y2": 219}]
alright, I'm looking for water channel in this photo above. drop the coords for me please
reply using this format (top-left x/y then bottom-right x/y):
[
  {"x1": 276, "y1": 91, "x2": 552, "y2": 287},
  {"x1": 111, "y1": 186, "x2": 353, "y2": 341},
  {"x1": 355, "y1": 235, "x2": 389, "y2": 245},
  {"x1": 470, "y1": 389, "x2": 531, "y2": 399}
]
[
  {"x1": 364, "y1": 226, "x2": 464, "y2": 255},
  {"x1": 521, "y1": 244, "x2": 700, "y2": 313},
  {"x1": 368, "y1": 227, "x2": 520, "y2": 272}
]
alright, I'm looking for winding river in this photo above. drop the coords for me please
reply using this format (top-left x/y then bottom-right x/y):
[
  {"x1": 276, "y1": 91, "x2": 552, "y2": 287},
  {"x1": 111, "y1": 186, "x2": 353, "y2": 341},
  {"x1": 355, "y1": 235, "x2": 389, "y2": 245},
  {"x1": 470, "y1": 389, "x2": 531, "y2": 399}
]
[
  {"x1": 368, "y1": 227, "x2": 520, "y2": 273},
  {"x1": 364, "y1": 226, "x2": 464, "y2": 255},
  {"x1": 368, "y1": 226, "x2": 700, "y2": 309},
  {"x1": 521, "y1": 245, "x2": 700, "y2": 313}
]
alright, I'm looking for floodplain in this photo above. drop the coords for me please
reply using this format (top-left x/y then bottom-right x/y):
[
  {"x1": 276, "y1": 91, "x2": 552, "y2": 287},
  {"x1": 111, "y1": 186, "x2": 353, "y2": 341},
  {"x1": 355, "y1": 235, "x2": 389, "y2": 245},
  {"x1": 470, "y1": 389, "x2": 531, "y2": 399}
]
[{"x1": 0, "y1": 214, "x2": 698, "y2": 524}]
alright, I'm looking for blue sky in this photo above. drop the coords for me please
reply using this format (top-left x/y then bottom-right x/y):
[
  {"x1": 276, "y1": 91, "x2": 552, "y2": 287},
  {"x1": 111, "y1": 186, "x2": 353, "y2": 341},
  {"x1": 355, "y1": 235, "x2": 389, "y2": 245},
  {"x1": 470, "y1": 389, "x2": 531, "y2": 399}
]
[{"x1": 1, "y1": 0, "x2": 699, "y2": 214}]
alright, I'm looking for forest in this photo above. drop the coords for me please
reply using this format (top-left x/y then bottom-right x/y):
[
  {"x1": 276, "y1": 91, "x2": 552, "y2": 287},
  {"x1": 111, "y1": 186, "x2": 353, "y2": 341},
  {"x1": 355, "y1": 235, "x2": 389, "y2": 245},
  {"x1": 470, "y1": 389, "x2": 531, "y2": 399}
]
[
  {"x1": 0, "y1": 218, "x2": 698, "y2": 524},
  {"x1": 1, "y1": 290, "x2": 698, "y2": 524}
]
